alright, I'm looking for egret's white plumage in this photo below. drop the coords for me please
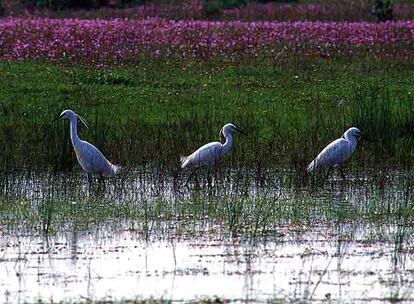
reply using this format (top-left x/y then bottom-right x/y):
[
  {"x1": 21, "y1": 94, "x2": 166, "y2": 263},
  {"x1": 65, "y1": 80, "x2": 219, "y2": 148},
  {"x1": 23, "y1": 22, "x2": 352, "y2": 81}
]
[
  {"x1": 181, "y1": 123, "x2": 244, "y2": 169},
  {"x1": 307, "y1": 127, "x2": 362, "y2": 173},
  {"x1": 56, "y1": 109, "x2": 120, "y2": 177}
]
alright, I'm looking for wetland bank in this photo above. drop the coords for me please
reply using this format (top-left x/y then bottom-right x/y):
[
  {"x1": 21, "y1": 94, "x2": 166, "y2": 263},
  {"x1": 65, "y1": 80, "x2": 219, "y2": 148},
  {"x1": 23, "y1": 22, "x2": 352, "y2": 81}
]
[{"x1": 1, "y1": 22, "x2": 414, "y2": 303}]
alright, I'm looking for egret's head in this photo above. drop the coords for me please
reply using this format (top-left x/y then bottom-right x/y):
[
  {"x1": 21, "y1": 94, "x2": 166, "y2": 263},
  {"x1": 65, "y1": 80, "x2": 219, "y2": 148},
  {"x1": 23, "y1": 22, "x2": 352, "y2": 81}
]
[
  {"x1": 343, "y1": 127, "x2": 362, "y2": 141},
  {"x1": 58, "y1": 109, "x2": 75, "y2": 120},
  {"x1": 53, "y1": 109, "x2": 88, "y2": 128},
  {"x1": 219, "y1": 123, "x2": 246, "y2": 142}
]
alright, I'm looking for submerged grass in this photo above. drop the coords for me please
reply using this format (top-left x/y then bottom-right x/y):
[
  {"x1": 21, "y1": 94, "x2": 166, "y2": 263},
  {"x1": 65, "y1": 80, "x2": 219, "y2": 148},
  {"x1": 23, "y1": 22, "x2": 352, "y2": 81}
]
[
  {"x1": 1, "y1": 169, "x2": 414, "y2": 240},
  {"x1": 1, "y1": 59, "x2": 414, "y2": 173}
]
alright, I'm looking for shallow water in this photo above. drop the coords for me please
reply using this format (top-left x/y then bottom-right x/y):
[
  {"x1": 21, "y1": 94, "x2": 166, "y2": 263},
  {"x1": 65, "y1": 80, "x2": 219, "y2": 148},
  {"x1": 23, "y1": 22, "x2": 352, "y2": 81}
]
[
  {"x1": 0, "y1": 168, "x2": 414, "y2": 303},
  {"x1": 2, "y1": 225, "x2": 414, "y2": 303}
]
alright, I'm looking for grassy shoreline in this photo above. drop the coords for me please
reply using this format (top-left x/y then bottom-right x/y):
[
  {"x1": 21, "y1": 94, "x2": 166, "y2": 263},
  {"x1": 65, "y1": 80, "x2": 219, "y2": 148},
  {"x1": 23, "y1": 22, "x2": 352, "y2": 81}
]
[{"x1": 1, "y1": 59, "x2": 414, "y2": 171}]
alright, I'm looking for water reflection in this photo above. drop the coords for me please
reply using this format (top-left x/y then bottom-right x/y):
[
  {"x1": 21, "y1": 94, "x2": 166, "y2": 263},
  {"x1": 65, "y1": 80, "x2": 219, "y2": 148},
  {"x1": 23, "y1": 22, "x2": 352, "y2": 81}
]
[
  {"x1": 0, "y1": 168, "x2": 414, "y2": 302},
  {"x1": 1, "y1": 223, "x2": 414, "y2": 303}
]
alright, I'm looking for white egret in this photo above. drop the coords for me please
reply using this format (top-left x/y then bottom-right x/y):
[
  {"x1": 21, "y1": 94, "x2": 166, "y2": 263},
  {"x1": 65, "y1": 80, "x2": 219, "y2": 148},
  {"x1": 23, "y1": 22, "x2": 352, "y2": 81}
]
[
  {"x1": 181, "y1": 123, "x2": 245, "y2": 184},
  {"x1": 307, "y1": 127, "x2": 362, "y2": 178},
  {"x1": 53, "y1": 110, "x2": 120, "y2": 179}
]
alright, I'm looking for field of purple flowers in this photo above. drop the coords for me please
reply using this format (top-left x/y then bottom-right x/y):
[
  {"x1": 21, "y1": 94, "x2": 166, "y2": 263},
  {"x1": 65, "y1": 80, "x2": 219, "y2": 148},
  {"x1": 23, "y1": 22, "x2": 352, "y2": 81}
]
[{"x1": 1, "y1": 17, "x2": 414, "y2": 66}]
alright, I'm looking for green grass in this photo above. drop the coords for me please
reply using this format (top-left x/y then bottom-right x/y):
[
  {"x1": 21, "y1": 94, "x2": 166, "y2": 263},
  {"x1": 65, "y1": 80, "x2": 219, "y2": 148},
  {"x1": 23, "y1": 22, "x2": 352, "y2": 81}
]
[
  {"x1": 1, "y1": 58, "x2": 414, "y2": 172},
  {"x1": 2, "y1": 169, "x2": 414, "y2": 238}
]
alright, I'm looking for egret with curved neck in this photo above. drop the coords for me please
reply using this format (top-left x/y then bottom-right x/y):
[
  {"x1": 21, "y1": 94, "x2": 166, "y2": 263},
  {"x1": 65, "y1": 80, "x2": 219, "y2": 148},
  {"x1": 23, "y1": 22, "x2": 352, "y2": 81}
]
[
  {"x1": 181, "y1": 123, "x2": 245, "y2": 185},
  {"x1": 54, "y1": 110, "x2": 120, "y2": 179},
  {"x1": 307, "y1": 127, "x2": 362, "y2": 178}
]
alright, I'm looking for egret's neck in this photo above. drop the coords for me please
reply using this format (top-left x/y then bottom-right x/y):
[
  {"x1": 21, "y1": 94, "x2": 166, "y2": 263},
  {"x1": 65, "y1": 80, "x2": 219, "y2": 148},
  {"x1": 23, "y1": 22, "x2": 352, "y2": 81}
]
[
  {"x1": 221, "y1": 132, "x2": 233, "y2": 156},
  {"x1": 345, "y1": 134, "x2": 358, "y2": 149},
  {"x1": 69, "y1": 117, "x2": 80, "y2": 146}
]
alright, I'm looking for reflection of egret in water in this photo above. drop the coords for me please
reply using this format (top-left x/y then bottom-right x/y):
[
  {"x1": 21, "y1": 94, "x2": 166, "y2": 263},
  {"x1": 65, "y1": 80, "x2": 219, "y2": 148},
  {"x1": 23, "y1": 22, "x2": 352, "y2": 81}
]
[
  {"x1": 242, "y1": 243, "x2": 255, "y2": 302},
  {"x1": 332, "y1": 221, "x2": 358, "y2": 302},
  {"x1": 170, "y1": 238, "x2": 177, "y2": 293},
  {"x1": 16, "y1": 236, "x2": 24, "y2": 304},
  {"x1": 70, "y1": 222, "x2": 79, "y2": 261},
  {"x1": 68, "y1": 223, "x2": 95, "y2": 301},
  {"x1": 388, "y1": 189, "x2": 412, "y2": 301}
]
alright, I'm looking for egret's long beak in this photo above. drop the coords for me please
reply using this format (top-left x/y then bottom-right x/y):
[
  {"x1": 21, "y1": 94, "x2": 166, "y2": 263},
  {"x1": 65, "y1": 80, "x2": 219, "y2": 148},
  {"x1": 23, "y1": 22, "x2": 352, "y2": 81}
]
[
  {"x1": 51, "y1": 113, "x2": 63, "y2": 124},
  {"x1": 234, "y1": 127, "x2": 247, "y2": 135},
  {"x1": 354, "y1": 129, "x2": 363, "y2": 140}
]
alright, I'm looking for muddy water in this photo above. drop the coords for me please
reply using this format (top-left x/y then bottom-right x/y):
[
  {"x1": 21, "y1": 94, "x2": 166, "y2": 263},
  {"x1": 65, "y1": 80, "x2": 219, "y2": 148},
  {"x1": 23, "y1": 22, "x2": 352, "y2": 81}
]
[{"x1": 0, "y1": 169, "x2": 414, "y2": 303}]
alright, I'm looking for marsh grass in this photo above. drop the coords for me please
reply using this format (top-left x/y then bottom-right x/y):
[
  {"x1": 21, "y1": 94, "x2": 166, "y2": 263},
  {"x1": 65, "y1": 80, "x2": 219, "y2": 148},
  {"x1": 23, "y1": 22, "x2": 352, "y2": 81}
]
[
  {"x1": 2, "y1": 59, "x2": 414, "y2": 262},
  {"x1": 1, "y1": 59, "x2": 414, "y2": 175},
  {"x1": 1, "y1": 167, "x2": 414, "y2": 242}
]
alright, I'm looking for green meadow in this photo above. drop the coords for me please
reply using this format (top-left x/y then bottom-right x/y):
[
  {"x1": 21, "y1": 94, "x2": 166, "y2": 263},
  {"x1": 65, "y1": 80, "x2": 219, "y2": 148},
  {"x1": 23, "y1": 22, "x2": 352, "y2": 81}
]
[{"x1": 1, "y1": 58, "x2": 414, "y2": 173}]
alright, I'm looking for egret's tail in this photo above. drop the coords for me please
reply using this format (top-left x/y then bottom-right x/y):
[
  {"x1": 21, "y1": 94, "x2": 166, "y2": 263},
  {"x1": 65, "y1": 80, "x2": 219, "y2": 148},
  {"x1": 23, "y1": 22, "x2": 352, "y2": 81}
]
[
  {"x1": 111, "y1": 164, "x2": 122, "y2": 175},
  {"x1": 307, "y1": 160, "x2": 318, "y2": 173},
  {"x1": 180, "y1": 156, "x2": 189, "y2": 168}
]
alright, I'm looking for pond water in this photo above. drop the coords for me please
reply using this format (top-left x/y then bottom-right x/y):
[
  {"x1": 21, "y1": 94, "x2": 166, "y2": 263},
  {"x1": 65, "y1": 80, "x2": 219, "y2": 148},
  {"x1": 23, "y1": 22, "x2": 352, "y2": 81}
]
[{"x1": 0, "y1": 168, "x2": 413, "y2": 303}]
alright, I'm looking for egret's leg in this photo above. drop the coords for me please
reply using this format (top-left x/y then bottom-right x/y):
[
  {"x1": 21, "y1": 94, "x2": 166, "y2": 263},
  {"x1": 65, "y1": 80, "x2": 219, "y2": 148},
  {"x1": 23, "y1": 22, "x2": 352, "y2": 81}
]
[
  {"x1": 206, "y1": 168, "x2": 213, "y2": 188},
  {"x1": 194, "y1": 173, "x2": 201, "y2": 191},
  {"x1": 325, "y1": 167, "x2": 332, "y2": 180},
  {"x1": 88, "y1": 173, "x2": 93, "y2": 189},
  {"x1": 98, "y1": 175, "x2": 106, "y2": 192},
  {"x1": 185, "y1": 168, "x2": 199, "y2": 187},
  {"x1": 339, "y1": 167, "x2": 346, "y2": 180}
]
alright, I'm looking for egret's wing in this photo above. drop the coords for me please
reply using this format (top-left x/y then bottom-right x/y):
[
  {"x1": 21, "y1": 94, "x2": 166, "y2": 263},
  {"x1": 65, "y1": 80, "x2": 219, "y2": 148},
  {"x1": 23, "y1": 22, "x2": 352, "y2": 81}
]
[
  {"x1": 76, "y1": 140, "x2": 119, "y2": 176},
  {"x1": 308, "y1": 138, "x2": 351, "y2": 172},
  {"x1": 181, "y1": 142, "x2": 222, "y2": 168}
]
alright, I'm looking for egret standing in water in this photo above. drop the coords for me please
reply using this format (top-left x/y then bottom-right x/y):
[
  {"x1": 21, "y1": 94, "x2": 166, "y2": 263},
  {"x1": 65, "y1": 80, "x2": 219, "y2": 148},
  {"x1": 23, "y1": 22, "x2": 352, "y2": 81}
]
[
  {"x1": 181, "y1": 123, "x2": 245, "y2": 185},
  {"x1": 307, "y1": 127, "x2": 362, "y2": 178},
  {"x1": 53, "y1": 110, "x2": 120, "y2": 184}
]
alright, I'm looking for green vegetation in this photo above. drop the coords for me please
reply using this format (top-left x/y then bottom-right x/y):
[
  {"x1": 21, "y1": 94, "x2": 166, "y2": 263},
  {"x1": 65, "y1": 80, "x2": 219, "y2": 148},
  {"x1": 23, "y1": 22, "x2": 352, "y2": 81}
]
[
  {"x1": 1, "y1": 167, "x2": 414, "y2": 237},
  {"x1": 1, "y1": 58, "x2": 414, "y2": 304},
  {"x1": 372, "y1": 0, "x2": 394, "y2": 22},
  {"x1": 1, "y1": 59, "x2": 414, "y2": 173}
]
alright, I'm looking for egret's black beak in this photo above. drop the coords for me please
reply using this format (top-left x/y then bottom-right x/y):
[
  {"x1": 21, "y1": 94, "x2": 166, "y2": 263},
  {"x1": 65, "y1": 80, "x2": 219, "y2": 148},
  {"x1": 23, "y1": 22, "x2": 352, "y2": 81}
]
[
  {"x1": 51, "y1": 113, "x2": 63, "y2": 124},
  {"x1": 235, "y1": 127, "x2": 247, "y2": 135}
]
